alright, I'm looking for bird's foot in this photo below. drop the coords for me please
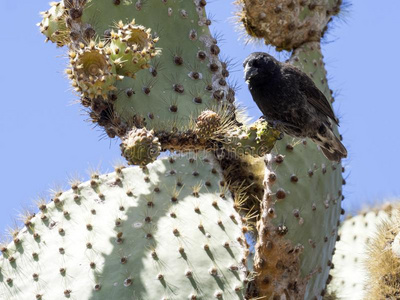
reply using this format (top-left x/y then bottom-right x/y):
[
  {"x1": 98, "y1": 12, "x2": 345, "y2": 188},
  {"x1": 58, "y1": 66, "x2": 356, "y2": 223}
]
[
  {"x1": 266, "y1": 119, "x2": 282, "y2": 130},
  {"x1": 258, "y1": 116, "x2": 277, "y2": 128},
  {"x1": 258, "y1": 115, "x2": 267, "y2": 122}
]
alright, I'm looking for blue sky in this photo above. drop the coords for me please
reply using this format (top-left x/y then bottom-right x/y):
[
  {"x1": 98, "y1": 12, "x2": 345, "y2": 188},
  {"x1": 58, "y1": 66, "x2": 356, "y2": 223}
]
[{"x1": 0, "y1": 0, "x2": 399, "y2": 235}]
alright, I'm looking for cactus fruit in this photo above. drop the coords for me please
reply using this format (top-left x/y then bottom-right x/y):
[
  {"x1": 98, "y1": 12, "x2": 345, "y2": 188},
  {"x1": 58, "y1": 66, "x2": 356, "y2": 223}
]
[
  {"x1": 0, "y1": 153, "x2": 248, "y2": 299},
  {"x1": 67, "y1": 41, "x2": 120, "y2": 99},
  {"x1": 328, "y1": 203, "x2": 399, "y2": 299},
  {"x1": 109, "y1": 20, "x2": 161, "y2": 78},
  {"x1": 237, "y1": 0, "x2": 343, "y2": 51},
  {"x1": 226, "y1": 119, "x2": 283, "y2": 158},
  {"x1": 195, "y1": 110, "x2": 222, "y2": 138},
  {"x1": 120, "y1": 127, "x2": 161, "y2": 165}
]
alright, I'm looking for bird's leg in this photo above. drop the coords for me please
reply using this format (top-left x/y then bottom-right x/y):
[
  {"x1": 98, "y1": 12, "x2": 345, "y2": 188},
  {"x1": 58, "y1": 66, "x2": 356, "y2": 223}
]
[{"x1": 261, "y1": 117, "x2": 285, "y2": 131}]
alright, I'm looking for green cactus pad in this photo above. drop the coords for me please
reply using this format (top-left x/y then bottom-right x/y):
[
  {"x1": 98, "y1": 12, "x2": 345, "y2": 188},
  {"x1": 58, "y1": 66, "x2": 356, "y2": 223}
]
[
  {"x1": 0, "y1": 153, "x2": 247, "y2": 299},
  {"x1": 78, "y1": 0, "x2": 234, "y2": 134},
  {"x1": 223, "y1": 119, "x2": 282, "y2": 158},
  {"x1": 249, "y1": 43, "x2": 344, "y2": 299},
  {"x1": 39, "y1": 1, "x2": 281, "y2": 160},
  {"x1": 329, "y1": 204, "x2": 398, "y2": 300},
  {"x1": 38, "y1": 1, "x2": 69, "y2": 47},
  {"x1": 236, "y1": 0, "x2": 343, "y2": 51}
]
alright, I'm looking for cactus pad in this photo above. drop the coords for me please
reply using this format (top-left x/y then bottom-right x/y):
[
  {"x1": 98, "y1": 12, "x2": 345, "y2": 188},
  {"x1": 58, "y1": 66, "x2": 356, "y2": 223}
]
[
  {"x1": 329, "y1": 204, "x2": 399, "y2": 300},
  {"x1": 39, "y1": 0, "x2": 282, "y2": 162},
  {"x1": 38, "y1": 2, "x2": 69, "y2": 47},
  {"x1": 0, "y1": 153, "x2": 248, "y2": 299},
  {"x1": 248, "y1": 43, "x2": 345, "y2": 299},
  {"x1": 236, "y1": 0, "x2": 343, "y2": 51}
]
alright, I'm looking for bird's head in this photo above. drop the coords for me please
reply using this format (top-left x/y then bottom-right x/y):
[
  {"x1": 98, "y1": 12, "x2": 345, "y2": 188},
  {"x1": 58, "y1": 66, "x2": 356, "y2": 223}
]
[{"x1": 243, "y1": 52, "x2": 280, "y2": 82}]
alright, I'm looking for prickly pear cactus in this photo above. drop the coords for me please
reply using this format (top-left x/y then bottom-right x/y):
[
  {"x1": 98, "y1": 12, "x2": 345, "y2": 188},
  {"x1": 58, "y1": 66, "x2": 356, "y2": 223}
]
[
  {"x1": 328, "y1": 203, "x2": 399, "y2": 300},
  {"x1": 120, "y1": 127, "x2": 161, "y2": 165},
  {"x1": 38, "y1": 0, "x2": 280, "y2": 165},
  {"x1": 2, "y1": 0, "x2": 351, "y2": 299},
  {"x1": 77, "y1": 0, "x2": 233, "y2": 134},
  {"x1": 0, "y1": 153, "x2": 248, "y2": 300},
  {"x1": 38, "y1": 1, "x2": 70, "y2": 46},
  {"x1": 236, "y1": 1, "x2": 346, "y2": 299}
]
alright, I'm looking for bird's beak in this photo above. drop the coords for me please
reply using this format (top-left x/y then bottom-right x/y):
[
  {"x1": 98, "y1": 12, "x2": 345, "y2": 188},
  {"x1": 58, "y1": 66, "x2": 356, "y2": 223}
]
[{"x1": 244, "y1": 65, "x2": 258, "y2": 82}]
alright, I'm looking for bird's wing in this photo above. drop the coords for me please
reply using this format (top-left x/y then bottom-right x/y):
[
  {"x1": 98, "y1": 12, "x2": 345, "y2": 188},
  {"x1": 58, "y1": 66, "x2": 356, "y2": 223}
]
[{"x1": 283, "y1": 65, "x2": 338, "y2": 125}]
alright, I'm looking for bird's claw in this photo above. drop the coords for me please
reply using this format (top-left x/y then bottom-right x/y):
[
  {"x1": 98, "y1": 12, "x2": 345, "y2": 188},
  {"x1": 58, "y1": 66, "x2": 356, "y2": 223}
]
[
  {"x1": 259, "y1": 115, "x2": 276, "y2": 127},
  {"x1": 258, "y1": 115, "x2": 267, "y2": 122}
]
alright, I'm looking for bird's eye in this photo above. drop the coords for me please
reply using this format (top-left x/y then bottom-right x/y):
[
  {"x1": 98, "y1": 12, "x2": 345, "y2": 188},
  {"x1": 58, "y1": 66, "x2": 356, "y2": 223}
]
[{"x1": 252, "y1": 60, "x2": 259, "y2": 68}]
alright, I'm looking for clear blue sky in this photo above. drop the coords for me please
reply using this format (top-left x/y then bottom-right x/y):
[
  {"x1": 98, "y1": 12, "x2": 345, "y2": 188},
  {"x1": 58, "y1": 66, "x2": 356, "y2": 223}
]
[{"x1": 0, "y1": 0, "x2": 399, "y2": 235}]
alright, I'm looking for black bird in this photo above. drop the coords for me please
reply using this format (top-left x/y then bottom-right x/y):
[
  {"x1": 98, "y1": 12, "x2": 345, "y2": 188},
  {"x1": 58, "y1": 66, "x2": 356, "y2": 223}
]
[{"x1": 244, "y1": 52, "x2": 347, "y2": 162}]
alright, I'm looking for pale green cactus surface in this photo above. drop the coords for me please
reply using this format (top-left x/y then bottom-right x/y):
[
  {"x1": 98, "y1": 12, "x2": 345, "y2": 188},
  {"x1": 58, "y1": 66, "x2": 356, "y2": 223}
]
[
  {"x1": 328, "y1": 205, "x2": 398, "y2": 300},
  {"x1": 80, "y1": 0, "x2": 234, "y2": 133},
  {"x1": 235, "y1": 0, "x2": 346, "y2": 297},
  {"x1": 38, "y1": 0, "x2": 280, "y2": 165},
  {"x1": 256, "y1": 42, "x2": 344, "y2": 299},
  {"x1": 0, "y1": 153, "x2": 247, "y2": 300}
]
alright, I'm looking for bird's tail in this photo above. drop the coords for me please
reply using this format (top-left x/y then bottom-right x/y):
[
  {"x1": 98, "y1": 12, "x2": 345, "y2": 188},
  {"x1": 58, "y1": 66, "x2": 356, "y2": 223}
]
[{"x1": 314, "y1": 127, "x2": 347, "y2": 162}]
